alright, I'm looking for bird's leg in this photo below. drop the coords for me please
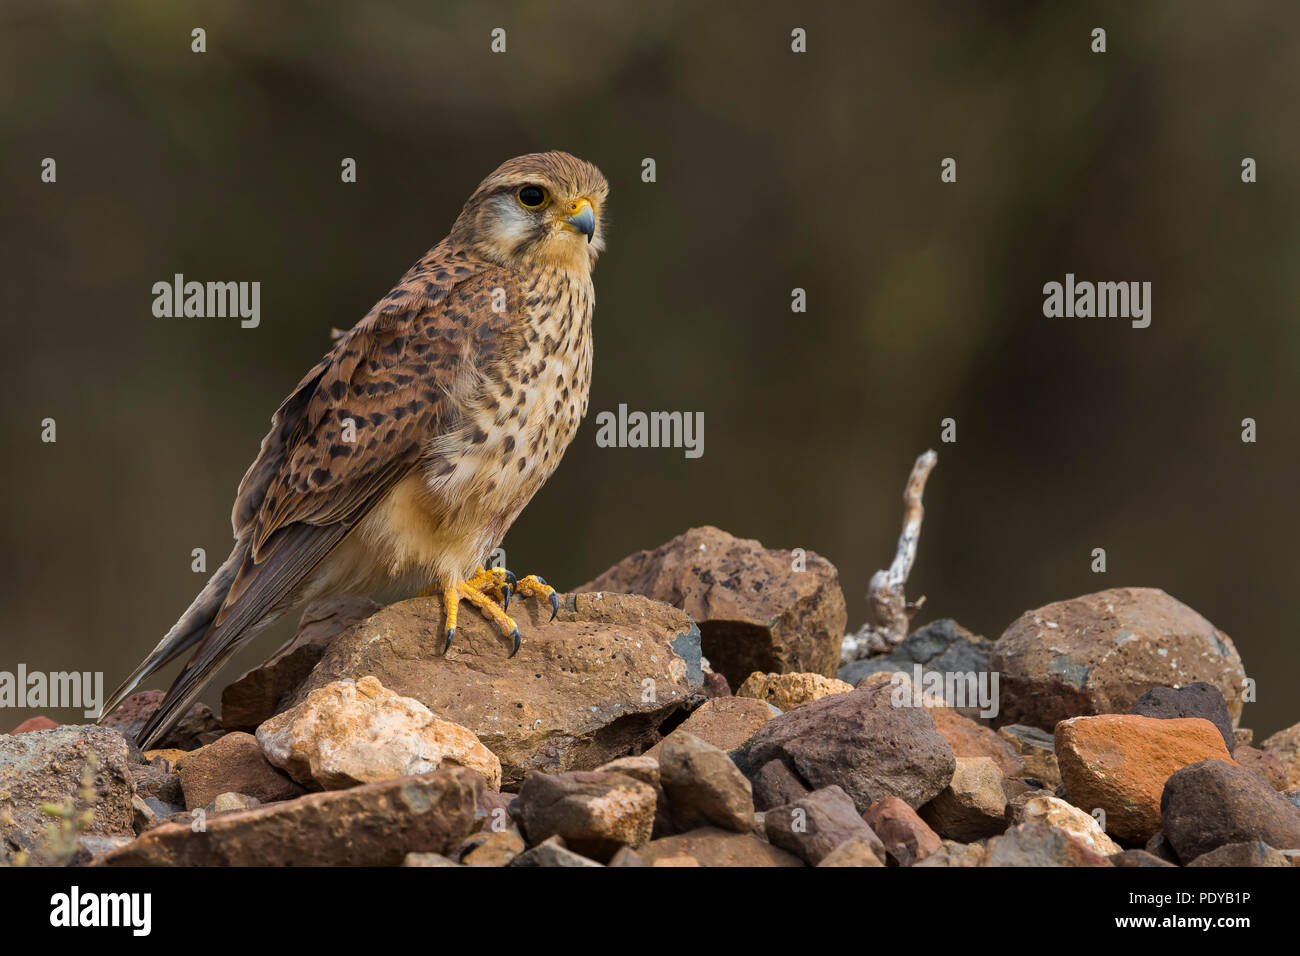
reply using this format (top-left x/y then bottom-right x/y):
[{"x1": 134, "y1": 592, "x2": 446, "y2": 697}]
[{"x1": 437, "y1": 566, "x2": 560, "y2": 657}]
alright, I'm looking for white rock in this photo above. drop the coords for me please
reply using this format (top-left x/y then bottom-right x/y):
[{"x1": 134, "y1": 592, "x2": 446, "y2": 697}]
[{"x1": 256, "y1": 676, "x2": 501, "y2": 790}]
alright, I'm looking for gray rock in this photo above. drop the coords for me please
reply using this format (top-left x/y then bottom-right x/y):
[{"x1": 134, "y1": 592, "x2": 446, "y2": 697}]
[
  {"x1": 1131, "y1": 683, "x2": 1235, "y2": 755},
  {"x1": 1161, "y1": 760, "x2": 1300, "y2": 861},
  {"x1": 763, "y1": 785, "x2": 885, "y2": 865}
]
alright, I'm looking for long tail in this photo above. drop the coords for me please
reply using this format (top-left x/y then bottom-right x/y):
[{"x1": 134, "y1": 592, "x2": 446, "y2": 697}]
[{"x1": 98, "y1": 541, "x2": 249, "y2": 730}]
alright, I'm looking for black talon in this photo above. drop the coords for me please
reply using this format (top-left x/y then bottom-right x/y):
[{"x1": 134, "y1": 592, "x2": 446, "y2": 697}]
[
  {"x1": 502, "y1": 583, "x2": 512, "y2": 611},
  {"x1": 503, "y1": 569, "x2": 518, "y2": 587},
  {"x1": 508, "y1": 627, "x2": 521, "y2": 658},
  {"x1": 549, "y1": 591, "x2": 559, "y2": 621},
  {"x1": 445, "y1": 627, "x2": 455, "y2": 652}
]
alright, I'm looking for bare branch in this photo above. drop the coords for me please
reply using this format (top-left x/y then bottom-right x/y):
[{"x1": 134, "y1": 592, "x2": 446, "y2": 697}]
[{"x1": 841, "y1": 450, "x2": 938, "y2": 662}]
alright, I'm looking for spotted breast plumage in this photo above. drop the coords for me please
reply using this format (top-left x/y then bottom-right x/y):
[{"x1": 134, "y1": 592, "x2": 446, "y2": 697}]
[{"x1": 103, "y1": 152, "x2": 609, "y2": 749}]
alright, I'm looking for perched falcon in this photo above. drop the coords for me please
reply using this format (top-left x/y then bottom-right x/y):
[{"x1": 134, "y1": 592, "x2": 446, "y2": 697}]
[{"x1": 102, "y1": 152, "x2": 609, "y2": 749}]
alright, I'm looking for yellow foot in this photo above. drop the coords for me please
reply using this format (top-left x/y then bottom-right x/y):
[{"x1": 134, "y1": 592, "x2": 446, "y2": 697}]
[{"x1": 435, "y1": 567, "x2": 559, "y2": 658}]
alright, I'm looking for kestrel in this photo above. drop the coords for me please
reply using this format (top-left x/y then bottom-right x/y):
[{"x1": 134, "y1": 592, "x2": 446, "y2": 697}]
[{"x1": 102, "y1": 152, "x2": 609, "y2": 749}]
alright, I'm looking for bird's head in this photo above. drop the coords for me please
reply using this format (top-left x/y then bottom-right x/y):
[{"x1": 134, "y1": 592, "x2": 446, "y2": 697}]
[{"x1": 451, "y1": 151, "x2": 609, "y2": 273}]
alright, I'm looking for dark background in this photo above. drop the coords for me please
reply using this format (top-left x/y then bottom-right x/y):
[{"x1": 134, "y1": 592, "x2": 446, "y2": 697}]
[{"x1": 3, "y1": 1, "x2": 1297, "y2": 735}]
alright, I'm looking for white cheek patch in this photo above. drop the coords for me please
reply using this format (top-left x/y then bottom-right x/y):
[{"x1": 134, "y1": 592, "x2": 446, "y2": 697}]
[{"x1": 487, "y1": 196, "x2": 540, "y2": 248}]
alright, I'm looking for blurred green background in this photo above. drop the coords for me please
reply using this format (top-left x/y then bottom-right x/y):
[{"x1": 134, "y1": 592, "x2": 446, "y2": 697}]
[{"x1": 3, "y1": 1, "x2": 1298, "y2": 736}]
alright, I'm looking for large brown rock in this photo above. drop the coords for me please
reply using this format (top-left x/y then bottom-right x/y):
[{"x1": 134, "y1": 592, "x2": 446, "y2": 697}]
[
  {"x1": 1055, "y1": 714, "x2": 1234, "y2": 843},
  {"x1": 0, "y1": 726, "x2": 136, "y2": 865},
  {"x1": 257, "y1": 676, "x2": 501, "y2": 791},
  {"x1": 634, "y1": 826, "x2": 804, "y2": 867},
  {"x1": 295, "y1": 591, "x2": 702, "y2": 789},
  {"x1": 738, "y1": 680, "x2": 955, "y2": 813},
  {"x1": 221, "y1": 596, "x2": 382, "y2": 731},
  {"x1": 178, "y1": 731, "x2": 304, "y2": 810},
  {"x1": 93, "y1": 767, "x2": 482, "y2": 866},
  {"x1": 1161, "y1": 760, "x2": 1300, "y2": 861},
  {"x1": 517, "y1": 771, "x2": 656, "y2": 861},
  {"x1": 579, "y1": 526, "x2": 846, "y2": 687},
  {"x1": 990, "y1": 588, "x2": 1247, "y2": 731}
]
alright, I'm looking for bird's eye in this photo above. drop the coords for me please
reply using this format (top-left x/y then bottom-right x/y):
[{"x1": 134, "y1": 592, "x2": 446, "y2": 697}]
[{"x1": 517, "y1": 185, "x2": 548, "y2": 208}]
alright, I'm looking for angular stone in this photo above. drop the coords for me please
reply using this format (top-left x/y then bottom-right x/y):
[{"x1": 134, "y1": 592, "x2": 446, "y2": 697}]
[
  {"x1": 178, "y1": 731, "x2": 304, "y2": 811},
  {"x1": 751, "y1": 759, "x2": 811, "y2": 811},
  {"x1": 208, "y1": 792, "x2": 262, "y2": 814},
  {"x1": 764, "y1": 785, "x2": 885, "y2": 865},
  {"x1": 982, "y1": 821, "x2": 1112, "y2": 866},
  {"x1": 635, "y1": 826, "x2": 803, "y2": 867},
  {"x1": 735, "y1": 671, "x2": 853, "y2": 712},
  {"x1": 1259, "y1": 722, "x2": 1300, "y2": 788},
  {"x1": 1186, "y1": 841, "x2": 1292, "y2": 867},
  {"x1": 0, "y1": 726, "x2": 135, "y2": 866},
  {"x1": 1161, "y1": 759, "x2": 1300, "y2": 861},
  {"x1": 862, "y1": 795, "x2": 942, "y2": 866},
  {"x1": 1131, "y1": 682, "x2": 1235, "y2": 754},
  {"x1": 221, "y1": 596, "x2": 382, "y2": 731},
  {"x1": 1055, "y1": 714, "x2": 1233, "y2": 843},
  {"x1": 738, "y1": 680, "x2": 955, "y2": 812},
  {"x1": 595, "y1": 755, "x2": 668, "y2": 835},
  {"x1": 991, "y1": 588, "x2": 1247, "y2": 730},
  {"x1": 997, "y1": 724, "x2": 1061, "y2": 788},
  {"x1": 509, "y1": 834, "x2": 603, "y2": 867},
  {"x1": 1013, "y1": 793, "x2": 1121, "y2": 856},
  {"x1": 579, "y1": 525, "x2": 846, "y2": 687},
  {"x1": 658, "y1": 733, "x2": 754, "y2": 833},
  {"x1": 94, "y1": 767, "x2": 482, "y2": 865},
  {"x1": 257, "y1": 676, "x2": 501, "y2": 791},
  {"x1": 930, "y1": 708, "x2": 1025, "y2": 778},
  {"x1": 644, "y1": 696, "x2": 777, "y2": 760},
  {"x1": 517, "y1": 770, "x2": 656, "y2": 862},
  {"x1": 919, "y1": 756, "x2": 1007, "y2": 842},
  {"x1": 296, "y1": 592, "x2": 702, "y2": 789}
]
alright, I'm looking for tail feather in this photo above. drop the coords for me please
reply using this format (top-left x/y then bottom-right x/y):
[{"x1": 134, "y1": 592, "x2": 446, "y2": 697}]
[{"x1": 98, "y1": 541, "x2": 248, "y2": 727}]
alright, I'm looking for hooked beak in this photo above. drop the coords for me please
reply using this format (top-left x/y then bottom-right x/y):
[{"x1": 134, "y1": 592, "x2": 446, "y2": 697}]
[{"x1": 564, "y1": 199, "x2": 596, "y2": 243}]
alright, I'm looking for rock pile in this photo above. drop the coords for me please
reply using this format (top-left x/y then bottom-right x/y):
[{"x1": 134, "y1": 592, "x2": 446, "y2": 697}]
[{"x1": 2, "y1": 527, "x2": 1296, "y2": 868}]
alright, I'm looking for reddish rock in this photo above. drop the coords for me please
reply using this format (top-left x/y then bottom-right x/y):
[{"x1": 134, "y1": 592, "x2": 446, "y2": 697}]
[
  {"x1": 1131, "y1": 682, "x2": 1235, "y2": 754},
  {"x1": 1056, "y1": 714, "x2": 1235, "y2": 843},
  {"x1": 862, "y1": 795, "x2": 942, "y2": 866},
  {"x1": 1259, "y1": 722, "x2": 1300, "y2": 788},
  {"x1": 929, "y1": 708, "x2": 1025, "y2": 778},
  {"x1": 9, "y1": 716, "x2": 58, "y2": 734},
  {"x1": 178, "y1": 731, "x2": 304, "y2": 810},
  {"x1": 579, "y1": 526, "x2": 847, "y2": 687},
  {"x1": 94, "y1": 767, "x2": 482, "y2": 866},
  {"x1": 991, "y1": 588, "x2": 1247, "y2": 731},
  {"x1": 751, "y1": 759, "x2": 811, "y2": 811}
]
